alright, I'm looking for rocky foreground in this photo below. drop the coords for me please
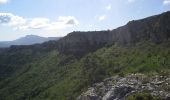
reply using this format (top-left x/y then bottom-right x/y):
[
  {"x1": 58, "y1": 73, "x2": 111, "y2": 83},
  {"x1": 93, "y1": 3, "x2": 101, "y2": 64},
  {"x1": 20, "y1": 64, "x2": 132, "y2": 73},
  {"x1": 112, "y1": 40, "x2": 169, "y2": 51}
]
[{"x1": 77, "y1": 73, "x2": 170, "y2": 100}]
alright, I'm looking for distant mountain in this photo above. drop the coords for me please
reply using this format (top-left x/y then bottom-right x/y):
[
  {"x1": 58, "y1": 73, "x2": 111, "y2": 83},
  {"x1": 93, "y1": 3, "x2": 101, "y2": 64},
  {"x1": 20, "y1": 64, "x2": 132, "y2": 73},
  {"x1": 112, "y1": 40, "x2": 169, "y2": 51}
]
[{"x1": 0, "y1": 35, "x2": 61, "y2": 48}]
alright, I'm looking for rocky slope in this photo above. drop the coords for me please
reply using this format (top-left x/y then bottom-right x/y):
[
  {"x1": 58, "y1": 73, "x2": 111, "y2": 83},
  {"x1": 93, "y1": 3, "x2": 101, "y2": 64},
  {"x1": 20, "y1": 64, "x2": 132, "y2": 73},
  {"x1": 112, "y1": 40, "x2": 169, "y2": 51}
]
[
  {"x1": 77, "y1": 73, "x2": 170, "y2": 100},
  {"x1": 41, "y1": 11, "x2": 170, "y2": 57},
  {"x1": 110, "y1": 11, "x2": 170, "y2": 45}
]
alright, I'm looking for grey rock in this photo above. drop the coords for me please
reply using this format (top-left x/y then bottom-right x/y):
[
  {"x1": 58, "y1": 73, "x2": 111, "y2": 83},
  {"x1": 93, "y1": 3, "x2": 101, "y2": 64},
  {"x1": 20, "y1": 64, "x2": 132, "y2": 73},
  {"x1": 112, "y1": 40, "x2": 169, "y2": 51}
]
[{"x1": 77, "y1": 73, "x2": 170, "y2": 100}]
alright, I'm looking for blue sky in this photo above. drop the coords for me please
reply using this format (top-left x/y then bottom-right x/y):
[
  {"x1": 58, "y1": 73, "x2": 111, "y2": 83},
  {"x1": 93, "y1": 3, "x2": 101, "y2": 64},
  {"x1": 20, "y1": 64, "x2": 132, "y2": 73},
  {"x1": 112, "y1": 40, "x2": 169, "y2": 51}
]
[{"x1": 0, "y1": 0, "x2": 170, "y2": 41}]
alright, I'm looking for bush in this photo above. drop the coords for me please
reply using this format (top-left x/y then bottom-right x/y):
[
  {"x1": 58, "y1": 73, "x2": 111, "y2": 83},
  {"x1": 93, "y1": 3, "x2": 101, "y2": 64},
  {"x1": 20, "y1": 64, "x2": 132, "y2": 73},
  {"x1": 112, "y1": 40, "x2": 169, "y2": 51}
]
[{"x1": 127, "y1": 92, "x2": 160, "y2": 100}]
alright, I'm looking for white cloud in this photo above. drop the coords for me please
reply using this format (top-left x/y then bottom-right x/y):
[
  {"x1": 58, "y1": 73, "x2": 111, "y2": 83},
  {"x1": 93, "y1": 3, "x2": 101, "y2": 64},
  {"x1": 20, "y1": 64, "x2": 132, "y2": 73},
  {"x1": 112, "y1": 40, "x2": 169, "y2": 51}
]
[
  {"x1": 0, "y1": 13, "x2": 79, "y2": 31},
  {"x1": 58, "y1": 16, "x2": 79, "y2": 25},
  {"x1": 106, "y1": 4, "x2": 112, "y2": 11},
  {"x1": 46, "y1": 16, "x2": 79, "y2": 30},
  {"x1": 98, "y1": 15, "x2": 106, "y2": 21},
  {"x1": 163, "y1": 0, "x2": 170, "y2": 5},
  {"x1": 18, "y1": 18, "x2": 50, "y2": 30},
  {"x1": 0, "y1": 13, "x2": 26, "y2": 26},
  {"x1": 0, "y1": 0, "x2": 8, "y2": 4}
]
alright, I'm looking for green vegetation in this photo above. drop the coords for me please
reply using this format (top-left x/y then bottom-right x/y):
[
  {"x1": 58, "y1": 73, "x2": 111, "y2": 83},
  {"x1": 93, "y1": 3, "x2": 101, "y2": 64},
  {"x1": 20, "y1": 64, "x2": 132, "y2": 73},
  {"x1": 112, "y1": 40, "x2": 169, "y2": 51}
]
[
  {"x1": 127, "y1": 92, "x2": 160, "y2": 100},
  {"x1": 0, "y1": 41, "x2": 169, "y2": 100}
]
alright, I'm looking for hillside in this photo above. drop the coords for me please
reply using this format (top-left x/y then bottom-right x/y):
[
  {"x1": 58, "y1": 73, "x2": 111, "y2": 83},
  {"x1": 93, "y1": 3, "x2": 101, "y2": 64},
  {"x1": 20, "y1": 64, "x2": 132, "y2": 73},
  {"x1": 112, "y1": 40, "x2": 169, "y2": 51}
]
[
  {"x1": 0, "y1": 11, "x2": 169, "y2": 100},
  {"x1": 41, "y1": 11, "x2": 170, "y2": 57}
]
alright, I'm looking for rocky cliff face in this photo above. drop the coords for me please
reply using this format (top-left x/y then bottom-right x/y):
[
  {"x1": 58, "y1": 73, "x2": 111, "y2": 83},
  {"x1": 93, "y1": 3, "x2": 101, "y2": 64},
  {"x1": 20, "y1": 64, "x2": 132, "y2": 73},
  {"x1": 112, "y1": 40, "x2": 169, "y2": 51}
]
[
  {"x1": 42, "y1": 11, "x2": 170, "y2": 57},
  {"x1": 111, "y1": 11, "x2": 170, "y2": 45},
  {"x1": 55, "y1": 31, "x2": 112, "y2": 56},
  {"x1": 77, "y1": 73, "x2": 170, "y2": 100}
]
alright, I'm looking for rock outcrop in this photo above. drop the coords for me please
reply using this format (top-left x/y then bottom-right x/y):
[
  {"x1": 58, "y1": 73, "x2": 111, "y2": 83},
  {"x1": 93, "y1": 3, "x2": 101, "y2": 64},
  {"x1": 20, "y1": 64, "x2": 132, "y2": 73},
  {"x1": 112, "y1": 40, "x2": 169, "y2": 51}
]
[
  {"x1": 43, "y1": 11, "x2": 170, "y2": 57},
  {"x1": 77, "y1": 73, "x2": 170, "y2": 100}
]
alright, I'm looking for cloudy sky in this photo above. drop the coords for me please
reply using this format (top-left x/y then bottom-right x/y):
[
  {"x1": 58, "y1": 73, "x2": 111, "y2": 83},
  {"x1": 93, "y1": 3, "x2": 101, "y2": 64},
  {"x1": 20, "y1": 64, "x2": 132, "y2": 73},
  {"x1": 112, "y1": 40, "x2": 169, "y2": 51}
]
[{"x1": 0, "y1": 0, "x2": 170, "y2": 41}]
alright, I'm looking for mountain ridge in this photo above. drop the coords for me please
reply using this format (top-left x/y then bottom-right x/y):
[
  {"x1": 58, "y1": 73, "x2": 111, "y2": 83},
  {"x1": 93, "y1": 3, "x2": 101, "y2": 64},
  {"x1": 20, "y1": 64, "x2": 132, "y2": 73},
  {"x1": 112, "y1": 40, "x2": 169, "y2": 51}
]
[
  {"x1": 0, "y1": 35, "x2": 61, "y2": 48},
  {"x1": 41, "y1": 11, "x2": 170, "y2": 57}
]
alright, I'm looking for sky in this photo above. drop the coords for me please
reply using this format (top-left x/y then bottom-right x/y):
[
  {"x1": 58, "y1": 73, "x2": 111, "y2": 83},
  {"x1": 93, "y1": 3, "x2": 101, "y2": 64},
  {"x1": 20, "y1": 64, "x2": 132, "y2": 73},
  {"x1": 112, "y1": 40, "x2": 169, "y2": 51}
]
[{"x1": 0, "y1": 0, "x2": 170, "y2": 41}]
